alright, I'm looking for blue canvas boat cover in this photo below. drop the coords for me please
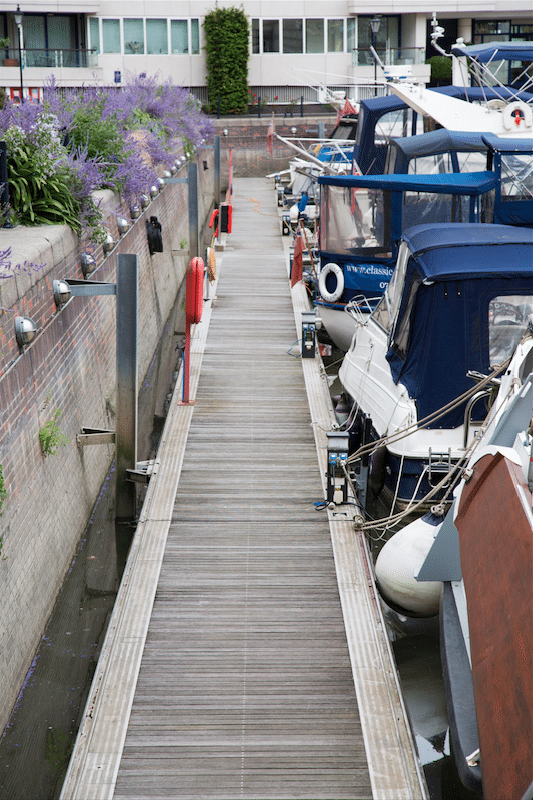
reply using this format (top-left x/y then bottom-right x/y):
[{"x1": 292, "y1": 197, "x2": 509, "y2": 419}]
[
  {"x1": 386, "y1": 224, "x2": 533, "y2": 428},
  {"x1": 318, "y1": 171, "x2": 498, "y2": 195},
  {"x1": 452, "y1": 41, "x2": 533, "y2": 63},
  {"x1": 386, "y1": 130, "x2": 493, "y2": 174}
]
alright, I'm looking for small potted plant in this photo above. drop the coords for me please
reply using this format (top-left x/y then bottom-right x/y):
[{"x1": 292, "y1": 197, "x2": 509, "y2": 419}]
[{"x1": 0, "y1": 37, "x2": 17, "y2": 67}]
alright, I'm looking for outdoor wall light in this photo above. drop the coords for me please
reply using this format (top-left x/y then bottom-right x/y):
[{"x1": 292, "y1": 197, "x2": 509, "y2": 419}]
[
  {"x1": 103, "y1": 232, "x2": 115, "y2": 253},
  {"x1": 80, "y1": 252, "x2": 96, "y2": 276},
  {"x1": 222, "y1": 129, "x2": 228, "y2": 137},
  {"x1": 157, "y1": 177, "x2": 165, "y2": 189},
  {"x1": 140, "y1": 193, "x2": 150, "y2": 209},
  {"x1": 130, "y1": 205, "x2": 140, "y2": 220},
  {"x1": 52, "y1": 279, "x2": 71, "y2": 307},
  {"x1": 150, "y1": 184, "x2": 159, "y2": 198},
  {"x1": 291, "y1": 127, "x2": 297, "y2": 135},
  {"x1": 170, "y1": 164, "x2": 177, "y2": 175},
  {"x1": 14, "y1": 315, "x2": 36, "y2": 350},
  {"x1": 117, "y1": 217, "x2": 130, "y2": 235},
  {"x1": 163, "y1": 169, "x2": 172, "y2": 179}
]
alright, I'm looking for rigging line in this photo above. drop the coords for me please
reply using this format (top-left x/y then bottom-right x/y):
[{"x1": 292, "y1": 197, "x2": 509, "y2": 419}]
[{"x1": 347, "y1": 356, "x2": 513, "y2": 465}]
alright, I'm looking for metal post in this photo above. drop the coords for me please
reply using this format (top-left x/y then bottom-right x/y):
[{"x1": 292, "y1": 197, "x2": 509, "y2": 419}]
[
  {"x1": 188, "y1": 162, "x2": 199, "y2": 260},
  {"x1": 318, "y1": 121, "x2": 325, "y2": 139},
  {"x1": 17, "y1": 25, "x2": 23, "y2": 102},
  {"x1": 258, "y1": 95, "x2": 261, "y2": 118},
  {"x1": 214, "y1": 135, "x2": 221, "y2": 206},
  {"x1": 300, "y1": 95, "x2": 304, "y2": 116},
  {"x1": 115, "y1": 254, "x2": 138, "y2": 521}
]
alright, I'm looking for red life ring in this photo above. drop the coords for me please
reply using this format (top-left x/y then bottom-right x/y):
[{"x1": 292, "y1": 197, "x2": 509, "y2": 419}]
[{"x1": 185, "y1": 257, "x2": 204, "y2": 324}]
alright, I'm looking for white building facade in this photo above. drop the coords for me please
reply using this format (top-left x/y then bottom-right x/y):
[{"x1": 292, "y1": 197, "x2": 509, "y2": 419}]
[{"x1": 0, "y1": 1, "x2": 532, "y2": 103}]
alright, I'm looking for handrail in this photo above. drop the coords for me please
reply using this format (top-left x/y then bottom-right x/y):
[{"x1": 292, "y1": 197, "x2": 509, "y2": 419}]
[{"x1": 21, "y1": 48, "x2": 97, "y2": 69}]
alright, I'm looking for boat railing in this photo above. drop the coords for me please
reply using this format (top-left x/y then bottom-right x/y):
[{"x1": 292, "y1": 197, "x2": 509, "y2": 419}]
[{"x1": 345, "y1": 295, "x2": 381, "y2": 325}]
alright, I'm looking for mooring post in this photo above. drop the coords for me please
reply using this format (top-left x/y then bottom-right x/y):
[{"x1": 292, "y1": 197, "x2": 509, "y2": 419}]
[
  {"x1": 188, "y1": 162, "x2": 199, "y2": 260},
  {"x1": 214, "y1": 135, "x2": 221, "y2": 206},
  {"x1": 115, "y1": 254, "x2": 139, "y2": 521}
]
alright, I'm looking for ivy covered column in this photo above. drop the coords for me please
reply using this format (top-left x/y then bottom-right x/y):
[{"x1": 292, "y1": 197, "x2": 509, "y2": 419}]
[{"x1": 204, "y1": 6, "x2": 249, "y2": 114}]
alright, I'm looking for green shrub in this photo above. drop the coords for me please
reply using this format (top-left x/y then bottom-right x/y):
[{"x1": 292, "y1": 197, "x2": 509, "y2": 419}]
[
  {"x1": 426, "y1": 55, "x2": 452, "y2": 84},
  {"x1": 204, "y1": 6, "x2": 249, "y2": 114}
]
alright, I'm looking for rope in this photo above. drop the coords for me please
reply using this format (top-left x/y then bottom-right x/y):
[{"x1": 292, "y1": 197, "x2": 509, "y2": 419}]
[
  {"x1": 354, "y1": 376, "x2": 519, "y2": 533},
  {"x1": 347, "y1": 356, "x2": 513, "y2": 466}
]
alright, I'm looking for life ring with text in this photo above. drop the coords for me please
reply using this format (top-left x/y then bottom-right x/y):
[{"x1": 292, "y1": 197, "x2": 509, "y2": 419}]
[{"x1": 319, "y1": 263, "x2": 344, "y2": 303}]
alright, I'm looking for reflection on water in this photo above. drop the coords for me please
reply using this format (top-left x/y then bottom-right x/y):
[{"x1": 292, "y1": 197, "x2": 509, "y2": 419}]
[
  {"x1": 0, "y1": 471, "x2": 121, "y2": 799},
  {"x1": 0, "y1": 285, "x2": 185, "y2": 800}
]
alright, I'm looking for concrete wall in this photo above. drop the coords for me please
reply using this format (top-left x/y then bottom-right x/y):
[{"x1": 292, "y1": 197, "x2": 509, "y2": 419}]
[{"x1": 0, "y1": 149, "x2": 216, "y2": 734}]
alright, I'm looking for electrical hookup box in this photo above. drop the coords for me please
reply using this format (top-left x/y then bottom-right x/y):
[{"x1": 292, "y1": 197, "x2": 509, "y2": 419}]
[{"x1": 301, "y1": 310, "x2": 316, "y2": 358}]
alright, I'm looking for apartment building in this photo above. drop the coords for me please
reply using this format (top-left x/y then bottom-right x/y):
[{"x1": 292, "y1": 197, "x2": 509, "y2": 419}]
[{"x1": 0, "y1": 1, "x2": 532, "y2": 103}]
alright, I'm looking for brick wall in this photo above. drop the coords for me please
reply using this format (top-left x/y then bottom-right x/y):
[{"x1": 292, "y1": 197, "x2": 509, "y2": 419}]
[
  {"x1": 0, "y1": 151, "x2": 216, "y2": 733},
  {"x1": 211, "y1": 114, "x2": 338, "y2": 177}
]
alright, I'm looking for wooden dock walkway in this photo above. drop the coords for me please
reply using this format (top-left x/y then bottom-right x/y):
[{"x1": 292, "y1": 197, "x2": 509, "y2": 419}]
[{"x1": 61, "y1": 178, "x2": 427, "y2": 800}]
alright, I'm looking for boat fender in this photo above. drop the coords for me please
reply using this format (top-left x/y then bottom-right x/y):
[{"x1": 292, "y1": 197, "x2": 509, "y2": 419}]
[
  {"x1": 375, "y1": 513, "x2": 444, "y2": 617},
  {"x1": 208, "y1": 208, "x2": 219, "y2": 237},
  {"x1": 368, "y1": 446, "x2": 387, "y2": 498},
  {"x1": 319, "y1": 263, "x2": 344, "y2": 303}
]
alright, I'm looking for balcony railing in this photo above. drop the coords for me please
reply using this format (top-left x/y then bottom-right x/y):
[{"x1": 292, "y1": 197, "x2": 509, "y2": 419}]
[
  {"x1": 19, "y1": 48, "x2": 98, "y2": 69},
  {"x1": 352, "y1": 47, "x2": 426, "y2": 67}
]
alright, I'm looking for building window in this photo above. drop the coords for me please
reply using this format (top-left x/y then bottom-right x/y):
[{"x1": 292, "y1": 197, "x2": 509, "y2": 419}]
[
  {"x1": 252, "y1": 18, "x2": 260, "y2": 53},
  {"x1": 124, "y1": 18, "x2": 144, "y2": 54},
  {"x1": 357, "y1": 15, "x2": 399, "y2": 51},
  {"x1": 263, "y1": 20, "x2": 279, "y2": 53},
  {"x1": 102, "y1": 19, "x2": 121, "y2": 53},
  {"x1": 171, "y1": 20, "x2": 188, "y2": 53},
  {"x1": 283, "y1": 19, "x2": 303, "y2": 53},
  {"x1": 146, "y1": 19, "x2": 167, "y2": 54},
  {"x1": 89, "y1": 17, "x2": 100, "y2": 52},
  {"x1": 306, "y1": 19, "x2": 324, "y2": 53},
  {"x1": 347, "y1": 17, "x2": 357, "y2": 51},
  {"x1": 191, "y1": 19, "x2": 199, "y2": 54},
  {"x1": 327, "y1": 19, "x2": 344, "y2": 52}
]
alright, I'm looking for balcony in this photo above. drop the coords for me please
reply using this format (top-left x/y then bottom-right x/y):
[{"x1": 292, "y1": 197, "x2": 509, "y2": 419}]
[
  {"x1": 352, "y1": 47, "x2": 426, "y2": 68},
  {"x1": 22, "y1": 48, "x2": 98, "y2": 69}
]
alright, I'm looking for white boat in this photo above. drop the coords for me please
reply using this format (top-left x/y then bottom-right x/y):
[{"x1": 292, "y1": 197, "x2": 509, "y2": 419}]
[
  {"x1": 338, "y1": 223, "x2": 533, "y2": 510},
  {"x1": 413, "y1": 346, "x2": 533, "y2": 799}
]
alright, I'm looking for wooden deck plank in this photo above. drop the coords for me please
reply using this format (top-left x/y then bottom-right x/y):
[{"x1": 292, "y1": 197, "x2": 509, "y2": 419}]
[
  {"x1": 113, "y1": 180, "x2": 373, "y2": 799},
  {"x1": 60, "y1": 177, "x2": 425, "y2": 800}
]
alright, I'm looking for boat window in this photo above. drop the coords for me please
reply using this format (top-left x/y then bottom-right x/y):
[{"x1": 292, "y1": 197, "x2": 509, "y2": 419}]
[
  {"x1": 489, "y1": 295, "x2": 533, "y2": 365},
  {"x1": 387, "y1": 241, "x2": 411, "y2": 326},
  {"x1": 403, "y1": 191, "x2": 471, "y2": 227},
  {"x1": 372, "y1": 293, "x2": 390, "y2": 331},
  {"x1": 374, "y1": 109, "x2": 415, "y2": 147},
  {"x1": 407, "y1": 151, "x2": 487, "y2": 175},
  {"x1": 500, "y1": 154, "x2": 533, "y2": 201},
  {"x1": 389, "y1": 267, "x2": 422, "y2": 359},
  {"x1": 320, "y1": 183, "x2": 391, "y2": 255}
]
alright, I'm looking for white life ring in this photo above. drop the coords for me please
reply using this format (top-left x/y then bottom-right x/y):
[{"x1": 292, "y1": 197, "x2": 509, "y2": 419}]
[{"x1": 319, "y1": 262, "x2": 344, "y2": 303}]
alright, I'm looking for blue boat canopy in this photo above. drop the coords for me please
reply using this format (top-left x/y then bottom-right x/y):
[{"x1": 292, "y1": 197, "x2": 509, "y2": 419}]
[
  {"x1": 451, "y1": 41, "x2": 533, "y2": 63},
  {"x1": 386, "y1": 130, "x2": 492, "y2": 174},
  {"x1": 385, "y1": 224, "x2": 533, "y2": 428},
  {"x1": 318, "y1": 171, "x2": 498, "y2": 195}
]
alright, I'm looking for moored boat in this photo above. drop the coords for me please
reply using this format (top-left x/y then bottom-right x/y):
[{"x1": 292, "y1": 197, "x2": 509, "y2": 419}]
[{"x1": 338, "y1": 223, "x2": 533, "y2": 509}]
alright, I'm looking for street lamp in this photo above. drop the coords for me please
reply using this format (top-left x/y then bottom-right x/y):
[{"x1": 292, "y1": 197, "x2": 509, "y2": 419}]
[
  {"x1": 370, "y1": 15, "x2": 381, "y2": 96},
  {"x1": 14, "y1": 4, "x2": 23, "y2": 103}
]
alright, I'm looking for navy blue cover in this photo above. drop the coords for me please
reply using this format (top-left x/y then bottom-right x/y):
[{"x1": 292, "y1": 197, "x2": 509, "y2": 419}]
[
  {"x1": 385, "y1": 224, "x2": 533, "y2": 428},
  {"x1": 451, "y1": 41, "x2": 533, "y2": 62},
  {"x1": 318, "y1": 171, "x2": 497, "y2": 195}
]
